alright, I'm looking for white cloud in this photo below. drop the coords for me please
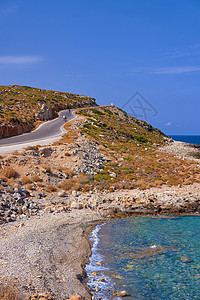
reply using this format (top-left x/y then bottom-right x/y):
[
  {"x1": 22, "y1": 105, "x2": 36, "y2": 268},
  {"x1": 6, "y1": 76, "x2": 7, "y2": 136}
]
[
  {"x1": 166, "y1": 122, "x2": 172, "y2": 126},
  {"x1": 0, "y1": 56, "x2": 43, "y2": 65},
  {"x1": 152, "y1": 66, "x2": 200, "y2": 74},
  {"x1": 165, "y1": 44, "x2": 200, "y2": 59},
  {"x1": 166, "y1": 51, "x2": 200, "y2": 59}
]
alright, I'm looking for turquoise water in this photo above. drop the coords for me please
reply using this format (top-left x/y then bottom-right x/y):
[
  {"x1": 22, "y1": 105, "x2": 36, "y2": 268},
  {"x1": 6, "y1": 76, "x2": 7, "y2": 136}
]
[
  {"x1": 170, "y1": 135, "x2": 200, "y2": 145},
  {"x1": 86, "y1": 216, "x2": 200, "y2": 299}
]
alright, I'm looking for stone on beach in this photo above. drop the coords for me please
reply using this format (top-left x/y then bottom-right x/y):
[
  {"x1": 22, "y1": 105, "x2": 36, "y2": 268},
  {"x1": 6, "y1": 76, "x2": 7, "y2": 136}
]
[{"x1": 113, "y1": 290, "x2": 128, "y2": 297}]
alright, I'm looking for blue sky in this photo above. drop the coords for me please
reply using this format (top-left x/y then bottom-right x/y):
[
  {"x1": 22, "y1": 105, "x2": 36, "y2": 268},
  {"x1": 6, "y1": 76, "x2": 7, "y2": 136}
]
[{"x1": 1, "y1": 0, "x2": 200, "y2": 135}]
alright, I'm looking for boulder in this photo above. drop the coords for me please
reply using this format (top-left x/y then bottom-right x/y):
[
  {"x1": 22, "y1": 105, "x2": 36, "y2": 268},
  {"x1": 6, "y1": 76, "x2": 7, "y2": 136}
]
[
  {"x1": 71, "y1": 190, "x2": 77, "y2": 197},
  {"x1": 70, "y1": 202, "x2": 83, "y2": 209},
  {"x1": 39, "y1": 147, "x2": 52, "y2": 157},
  {"x1": 113, "y1": 290, "x2": 128, "y2": 297},
  {"x1": 109, "y1": 172, "x2": 117, "y2": 178},
  {"x1": 57, "y1": 190, "x2": 67, "y2": 197}
]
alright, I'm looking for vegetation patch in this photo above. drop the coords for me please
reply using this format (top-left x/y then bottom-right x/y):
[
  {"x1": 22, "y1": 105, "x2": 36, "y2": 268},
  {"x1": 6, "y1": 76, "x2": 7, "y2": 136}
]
[
  {"x1": 77, "y1": 106, "x2": 200, "y2": 190},
  {"x1": 0, "y1": 85, "x2": 96, "y2": 135}
]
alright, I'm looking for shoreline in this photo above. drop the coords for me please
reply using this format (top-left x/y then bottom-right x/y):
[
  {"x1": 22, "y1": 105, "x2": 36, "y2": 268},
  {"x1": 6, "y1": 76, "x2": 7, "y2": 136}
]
[
  {"x1": 84, "y1": 212, "x2": 200, "y2": 300},
  {"x1": 86, "y1": 213, "x2": 200, "y2": 300},
  {"x1": 0, "y1": 138, "x2": 199, "y2": 299},
  {"x1": 0, "y1": 210, "x2": 104, "y2": 300},
  {"x1": 46, "y1": 182, "x2": 200, "y2": 218},
  {"x1": 1, "y1": 187, "x2": 200, "y2": 299}
]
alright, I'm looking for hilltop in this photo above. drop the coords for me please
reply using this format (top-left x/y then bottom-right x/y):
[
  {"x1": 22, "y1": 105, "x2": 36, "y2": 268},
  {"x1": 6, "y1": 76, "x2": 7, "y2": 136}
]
[{"x1": 0, "y1": 85, "x2": 96, "y2": 138}]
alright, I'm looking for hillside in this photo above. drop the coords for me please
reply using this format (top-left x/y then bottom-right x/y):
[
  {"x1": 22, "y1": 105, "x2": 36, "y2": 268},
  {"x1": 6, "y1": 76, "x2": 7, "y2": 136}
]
[
  {"x1": 0, "y1": 103, "x2": 200, "y2": 299},
  {"x1": 75, "y1": 106, "x2": 200, "y2": 189},
  {"x1": 0, "y1": 99, "x2": 199, "y2": 195},
  {"x1": 0, "y1": 85, "x2": 96, "y2": 138}
]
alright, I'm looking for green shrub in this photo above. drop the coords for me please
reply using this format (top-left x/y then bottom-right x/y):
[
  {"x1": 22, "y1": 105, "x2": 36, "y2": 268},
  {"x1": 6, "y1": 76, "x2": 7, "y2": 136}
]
[{"x1": 90, "y1": 108, "x2": 104, "y2": 115}]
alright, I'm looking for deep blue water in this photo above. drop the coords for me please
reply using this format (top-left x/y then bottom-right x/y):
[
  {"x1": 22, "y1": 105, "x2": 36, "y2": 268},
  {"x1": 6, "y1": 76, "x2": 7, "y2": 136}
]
[
  {"x1": 170, "y1": 135, "x2": 200, "y2": 145},
  {"x1": 86, "y1": 216, "x2": 200, "y2": 299}
]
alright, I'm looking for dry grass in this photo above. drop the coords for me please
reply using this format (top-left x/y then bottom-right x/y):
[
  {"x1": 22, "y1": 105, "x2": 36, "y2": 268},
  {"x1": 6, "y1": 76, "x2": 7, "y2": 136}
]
[
  {"x1": 82, "y1": 183, "x2": 90, "y2": 192},
  {"x1": 31, "y1": 174, "x2": 40, "y2": 182},
  {"x1": 33, "y1": 145, "x2": 41, "y2": 149},
  {"x1": 59, "y1": 175, "x2": 90, "y2": 191},
  {"x1": 24, "y1": 146, "x2": 35, "y2": 151},
  {"x1": 77, "y1": 174, "x2": 91, "y2": 185},
  {"x1": 42, "y1": 165, "x2": 51, "y2": 173},
  {"x1": 59, "y1": 179, "x2": 81, "y2": 191},
  {"x1": 26, "y1": 183, "x2": 34, "y2": 190},
  {"x1": 21, "y1": 176, "x2": 32, "y2": 185},
  {"x1": 1, "y1": 167, "x2": 17, "y2": 179},
  {"x1": 46, "y1": 185, "x2": 57, "y2": 192},
  {"x1": 37, "y1": 182, "x2": 44, "y2": 188},
  {"x1": 12, "y1": 150, "x2": 19, "y2": 156},
  {"x1": 56, "y1": 166, "x2": 75, "y2": 178},
  {"x1": 0, "y1": 176, "x2": 8, "y2": 182},
  {"x1": 21, "y1": 175, "x2": 40, "y2": 185},
  {"x1": 59, "y1": 179, "x2": 75, "y2": 191}
]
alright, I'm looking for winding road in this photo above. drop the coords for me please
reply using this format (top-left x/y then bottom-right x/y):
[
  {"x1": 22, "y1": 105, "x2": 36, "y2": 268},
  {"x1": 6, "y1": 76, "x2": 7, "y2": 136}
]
[{"x1": 0, "y1": 109, "x2": 76, "y2": 153}]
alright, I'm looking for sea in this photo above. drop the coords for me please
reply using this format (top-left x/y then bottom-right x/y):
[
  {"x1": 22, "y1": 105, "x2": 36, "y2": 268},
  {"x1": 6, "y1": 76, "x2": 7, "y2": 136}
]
[
  {"x1": 86, "y1": 136, "x2": 200, "y2": 300},
  {"x1": 86, "y1": 216, "x2": 200, "y2": 300},
  {"x1": 170, "y1": 135, "x2": 200, "y2": 146}
]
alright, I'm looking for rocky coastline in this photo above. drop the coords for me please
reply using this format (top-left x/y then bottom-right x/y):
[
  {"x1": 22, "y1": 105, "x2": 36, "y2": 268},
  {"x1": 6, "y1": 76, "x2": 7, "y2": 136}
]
[
  {"x1": 0, "y1": 179, "x2": 200, "y2": 299},
  {"x1": 0, "y1": 115, "x2": 200, "y2": 298},
  {"x1": 0, "y1": 172, "x2": 200, "y2": 226}
]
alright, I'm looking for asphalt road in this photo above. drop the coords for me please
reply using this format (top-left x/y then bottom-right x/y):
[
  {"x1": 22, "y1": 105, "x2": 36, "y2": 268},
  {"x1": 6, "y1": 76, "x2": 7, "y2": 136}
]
[{"x1": 0, "y1": 109, "x2": 75, "y2": 147}]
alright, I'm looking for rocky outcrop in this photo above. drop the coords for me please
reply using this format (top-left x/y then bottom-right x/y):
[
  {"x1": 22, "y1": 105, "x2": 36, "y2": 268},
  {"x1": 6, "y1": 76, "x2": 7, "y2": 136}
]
[
  {"x1": 0, "y1": 105, "x2": 55, "y2": 139},
  {"x1": 0, "y1": 179, "x2": 41, "y2": 223},
  {"x1": 0, "y1": 122, "x2": 32, "y2": 138},
  {"x1": 70, "y1": 134, "x2": 110, "y2": 175},
  {"x1": 35, "y1": 104, "x2": 55, "y2": 121},
  {"x1": 42, "y1": 183, "x2": 200, "y2": 219}
]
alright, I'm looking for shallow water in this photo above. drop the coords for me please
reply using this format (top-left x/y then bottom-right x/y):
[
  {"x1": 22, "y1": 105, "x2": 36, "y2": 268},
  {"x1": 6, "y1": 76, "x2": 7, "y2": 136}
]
[{"x1": 86, "y1": 216, "x2": 200, "y2": 299}]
